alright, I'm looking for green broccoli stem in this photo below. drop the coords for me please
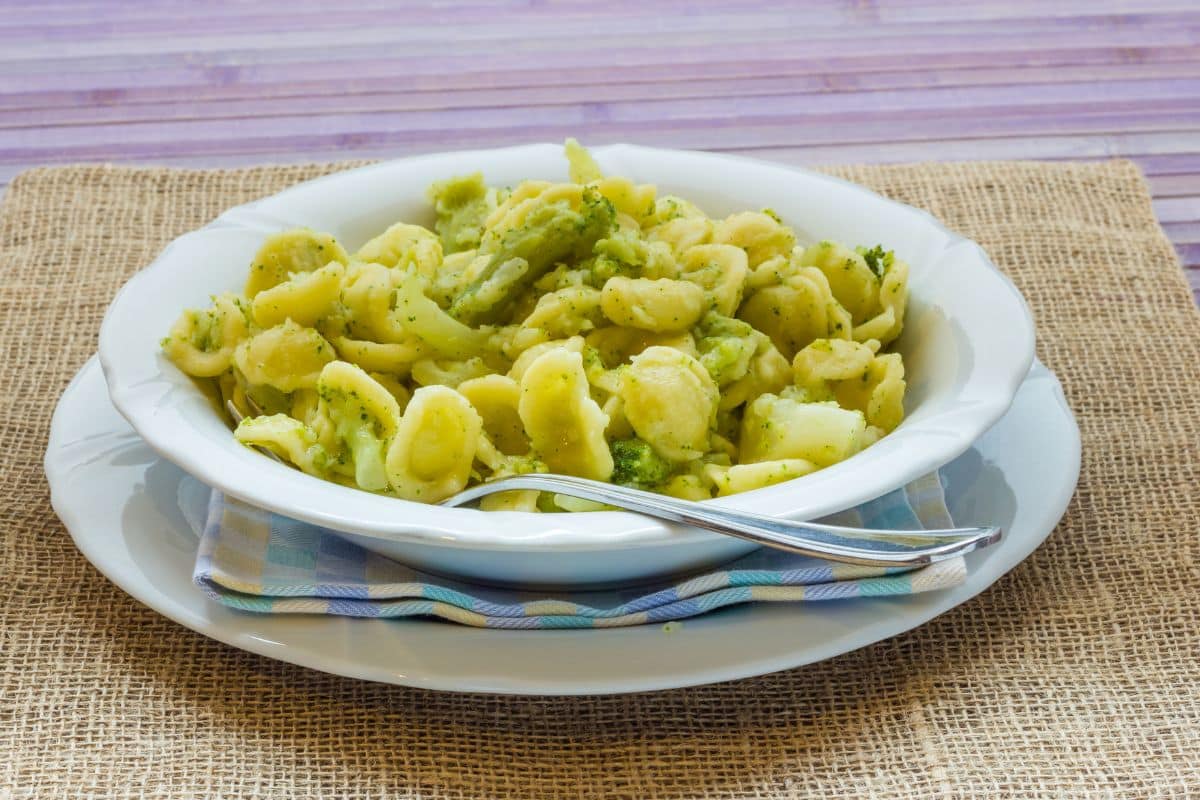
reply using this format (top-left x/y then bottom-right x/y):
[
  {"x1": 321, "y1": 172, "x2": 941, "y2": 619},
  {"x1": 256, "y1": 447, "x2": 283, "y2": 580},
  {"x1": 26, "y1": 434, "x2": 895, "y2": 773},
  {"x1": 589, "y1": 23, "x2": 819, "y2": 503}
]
[{"x1": 341, "y1": 422, "x2": 389, "y2": 491}]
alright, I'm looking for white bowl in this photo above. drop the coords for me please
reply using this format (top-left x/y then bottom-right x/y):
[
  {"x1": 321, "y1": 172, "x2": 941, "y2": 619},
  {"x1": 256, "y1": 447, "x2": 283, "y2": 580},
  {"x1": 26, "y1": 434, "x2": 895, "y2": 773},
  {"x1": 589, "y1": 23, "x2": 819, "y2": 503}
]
[{"x1": 98, "y1": 144, "x2": 1035, "y2": 587}]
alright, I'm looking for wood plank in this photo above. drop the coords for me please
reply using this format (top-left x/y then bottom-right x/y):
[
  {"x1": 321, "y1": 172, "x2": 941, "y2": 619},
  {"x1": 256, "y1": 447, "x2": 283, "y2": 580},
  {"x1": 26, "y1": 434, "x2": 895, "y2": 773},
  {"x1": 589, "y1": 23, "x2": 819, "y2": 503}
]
[
  {"x1": 5, "y1": 20, "x2": 1198, "y2": 80},
  {"x1": 1153, "y1": 196, "x2": 1200, "y2": 223},
  {"x1": 6, "y1": 59, "x2": 1200, "y2": 117},
  {"x1": 4, "y1": 76, "x2": 1198, "y2": 133},
  {"x1": 7, "y1": 41, "x2": 1198, "y2": 95}
]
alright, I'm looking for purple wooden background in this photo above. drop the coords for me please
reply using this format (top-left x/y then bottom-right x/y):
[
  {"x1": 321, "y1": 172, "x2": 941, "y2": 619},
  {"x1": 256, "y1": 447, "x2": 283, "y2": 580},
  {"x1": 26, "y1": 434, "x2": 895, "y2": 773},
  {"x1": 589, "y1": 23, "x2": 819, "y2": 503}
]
[{"x1": 2, "y1": 0, "x2": 1198, "y2": 301}]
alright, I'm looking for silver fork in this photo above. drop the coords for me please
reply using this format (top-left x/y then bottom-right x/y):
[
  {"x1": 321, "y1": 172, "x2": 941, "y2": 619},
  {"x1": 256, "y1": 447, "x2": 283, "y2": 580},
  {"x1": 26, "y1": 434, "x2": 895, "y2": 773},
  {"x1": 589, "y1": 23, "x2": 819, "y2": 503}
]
[
  {"x1": 442, "y1": 474, "x2": 1001, "y2": 568},
  {"x1": 227, "y1": 400, "x2": 999, "y2": 568}
]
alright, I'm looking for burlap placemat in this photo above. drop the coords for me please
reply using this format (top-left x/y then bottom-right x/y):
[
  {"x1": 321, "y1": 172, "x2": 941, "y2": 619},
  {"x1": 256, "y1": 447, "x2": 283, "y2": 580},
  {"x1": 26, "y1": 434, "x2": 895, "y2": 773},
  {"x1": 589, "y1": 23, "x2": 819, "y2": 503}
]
[{"x1": 2, "y1": 159, "x2": 1197, "y2": 798}]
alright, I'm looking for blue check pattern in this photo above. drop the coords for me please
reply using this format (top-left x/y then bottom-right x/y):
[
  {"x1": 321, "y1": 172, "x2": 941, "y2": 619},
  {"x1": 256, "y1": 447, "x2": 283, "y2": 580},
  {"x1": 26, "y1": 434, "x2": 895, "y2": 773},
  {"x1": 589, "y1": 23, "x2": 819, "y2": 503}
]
[{"x1": 191, "y1": 473, "x2": 966, "y2": 628}]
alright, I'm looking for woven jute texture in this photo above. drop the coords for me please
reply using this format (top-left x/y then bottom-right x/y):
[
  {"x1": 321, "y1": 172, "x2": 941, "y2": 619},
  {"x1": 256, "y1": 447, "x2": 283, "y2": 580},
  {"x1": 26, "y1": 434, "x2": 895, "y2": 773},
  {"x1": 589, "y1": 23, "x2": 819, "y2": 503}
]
[{"x1": 2, "y1": 160, "x2": 1198, "y2": 799}]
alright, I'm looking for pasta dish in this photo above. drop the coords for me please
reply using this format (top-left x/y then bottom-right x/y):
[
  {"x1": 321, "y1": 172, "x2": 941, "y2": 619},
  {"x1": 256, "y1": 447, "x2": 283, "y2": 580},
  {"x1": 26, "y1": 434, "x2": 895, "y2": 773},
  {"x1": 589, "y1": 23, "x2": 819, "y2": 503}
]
[{"x1": 162, "y1": 141, "x2": 908, "y2": 511}]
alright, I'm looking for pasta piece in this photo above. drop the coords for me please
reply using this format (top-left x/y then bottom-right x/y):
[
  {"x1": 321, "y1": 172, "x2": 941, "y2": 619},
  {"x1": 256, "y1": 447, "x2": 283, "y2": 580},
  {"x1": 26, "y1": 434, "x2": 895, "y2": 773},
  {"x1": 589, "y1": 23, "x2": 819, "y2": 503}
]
[
  {"x1": 484, "y1": 181, "x2": 582, "y2": 240},
  {"x1": 719, "y1": 334, "x2": 792, "y2": 410},
  {"x1": 340, "y1": 261, "x2": 408, "y2": 343},
  {"x1": 410, "y1": 357, "x2": 492, "y2": 388},
  {"x1": 745, "y1": 253, "x2": 798, "y2": 292},
  {"x1": 850, "y1": 249, "x2": 909, "y2": 346},
  {"x1": 520, "y1": 285, "x2": 604, "y2": 337},
  {"x1": 643, "y1": 195, "x2": 708, "y2": 227},
  {"x1": 386, "y1": 386, "x2": 482, "y2": 502},
  {"x1": 316, "y1": 361, "x2": 402, "y2": 491},
  {"x1": 791, "y1": 338, "x2": 880, "y2": 396},
  {"x1": 162, "y1": 293, "x2": 251, "y2": 377},
  {"x1": 507, "y1": 336, "x2": 585, "y2": 382},
  {"x1": 485, "y1": 324, "x2": 550, "y2": 363},
  {"x1": 532, "y1": 264, "x2": 591, "y2": 292},
  {"x1": 846, "y1": 352, "x2": 905, "y2": 432},
  {"x1": 704, "y1": 459, "x2": 817, "y2": 496},
  {"x1": 740, "y1": 394, "x2": 866, "y2": 467},
  {"x1": 369, "y1": 373, "x2": 412, "y2": 413},
  {"x1": 737, "y1": 265, "x2": 852, "y2": 359},
  {"x1": 592, "y1": 177, "x2": 657, "y2": 221},
  {"x1": 619, "y1": 346, "x2": 718, "y2": 461},
  {"x1": 551, "y1": 494, "x2": 611, "y2": 513},
  {"x1": 353, "y1": 222, "x2": 442, "y2": 279},
  {"x1": 798, "y1": 242, "x2": 909, "y2": 346},
  {"x1": 251, "y1": 261, "x2": 344, "y2": 328},
  {"x1": 479, "y1": 490, "x2": 541, "y2": 512},
  {"x1": 599, "y1": 277, "x2": 706, "y2": 332},
  {"x1": 458, "y1": 374, "x2": 529, "y2": 455},
  {"x1": 234, "y1": 414, "x2": 329, "y2": 477},
  {"x1": 517, "y1": 349, "x2": 613, "y2": 480},
  {"x1": 244, "y1": 229, "x2": 348, "y2": 298},
  {"x1": 712, "y1": 211, "x2": 796, "y2": 268},
  {"x1": 600, "y1": 393, "x2": 635, "y2": 439},
  {"x1": 647, "y1": 216, "x2": 713, "y2": 258},
  {"x1": 658, "y1": 473, "x2": 712, "y2": 501},
  {"x1": 331, "y1": 335, "x2": 428, "y2": 376},
  {"x1": 793, "y1": 339, "x2": 907, "y2": 432},
  {"x1": 233, "y1": 320, "x2": 336, "y2": 392},
  {"x1": 581, "y1": 346, "x2": 622, "y2": 396},
  {"x1": 796, "y1": 241, "x2": 877, "y2": 324},
  {"x1": 585, "y1": 326, "x2": 697, "y2": 367},
  {"x1": 678, "y1": 243, "x2": 749, "y2": 316},
  {"x1": 565, "y1": 137, "x2": 604, "y2": 184}
]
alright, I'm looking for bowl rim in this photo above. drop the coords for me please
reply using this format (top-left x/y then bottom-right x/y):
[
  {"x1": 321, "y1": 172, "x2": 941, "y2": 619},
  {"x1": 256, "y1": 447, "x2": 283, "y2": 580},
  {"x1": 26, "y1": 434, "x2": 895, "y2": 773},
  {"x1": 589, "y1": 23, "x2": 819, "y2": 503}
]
[{"x1": 98, "y1": 143, "x2": 1036, "y2": 552}]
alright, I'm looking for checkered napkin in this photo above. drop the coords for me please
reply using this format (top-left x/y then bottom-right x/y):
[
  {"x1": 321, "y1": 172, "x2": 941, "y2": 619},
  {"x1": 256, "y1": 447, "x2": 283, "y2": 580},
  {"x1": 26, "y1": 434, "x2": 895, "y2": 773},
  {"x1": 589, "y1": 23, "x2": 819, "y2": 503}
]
[{"x1": 187, "y1": 473, "x2": 966, "y2": 629}]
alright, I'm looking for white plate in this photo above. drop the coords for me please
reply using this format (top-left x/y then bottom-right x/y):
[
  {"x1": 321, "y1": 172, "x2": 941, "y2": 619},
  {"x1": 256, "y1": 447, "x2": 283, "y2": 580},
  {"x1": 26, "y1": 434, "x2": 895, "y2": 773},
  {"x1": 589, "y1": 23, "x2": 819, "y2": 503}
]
[
  {"x1": 97, "y1": 144, "x2": 1035, "y2": 586},
  {"x1": 46, "y1": 357, "x2": 1077, "y2": 695}
]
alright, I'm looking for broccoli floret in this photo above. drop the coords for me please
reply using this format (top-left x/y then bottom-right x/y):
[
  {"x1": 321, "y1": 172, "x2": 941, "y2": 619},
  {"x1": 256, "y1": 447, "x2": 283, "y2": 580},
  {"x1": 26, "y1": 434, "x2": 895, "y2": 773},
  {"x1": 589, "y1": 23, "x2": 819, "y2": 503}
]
[
  {"x1": 696, "y1": 311, "x2": 754, "y2": 340},
  {"x1": 315, "y1": 364, "x2": 401, "y2": 492},
  {"x1": 694, "y1": 312, "x2": 758, "y2": 385},
  {"x1": 427, "y1": 172, "x2": 491, "y2": 254},
  {"x1": 698, "y1": 335, "x2": 757, "y2": 385},
  {"x1": 609, "y1": 438, "x2": 673, "y2": 488},
  {"x1": 318, "y1": 385, "x2": 390, "y2": 491},
  {"x1": 587, "y1": 233, "x2": 643, "y2": 284},
  {"x1": 856, "y1": 244, "x2": 894, "y2": 280},
  {"x1": 449, "y1": 187, "x2": 614, "y2": 325},
  {"x1": 584, "y1": 228, "x2": 674, "y2": 286}
]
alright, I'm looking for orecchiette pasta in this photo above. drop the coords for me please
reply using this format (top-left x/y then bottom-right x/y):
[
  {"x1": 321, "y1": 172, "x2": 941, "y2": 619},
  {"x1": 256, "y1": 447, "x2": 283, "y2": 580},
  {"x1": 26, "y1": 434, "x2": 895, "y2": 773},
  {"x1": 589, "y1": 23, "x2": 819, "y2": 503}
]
[
  {"x1": 251, "y1": 261, "x2": 344, "y2": 328},
  {"x1": 599, "y1": 276, "x2": 706, "y2": 332},
  {"x1": 233, "y1": 320, "x2": 335, "y2": 392},
  {"x1": 619, "y1": 346, "x2": 718, "y2": 462},
  {"x1": 386, "y1": 385, "x2": 481, "y2": 502},
  {"x1": 517, "y1": 348, "x2": 613, "y2": 481},
  {"x1": 164, "y1": 139, "x2": 910, "y2": 508},
  {"x1": 244, "y1": 229, "x2": 348, "y2": 298}
]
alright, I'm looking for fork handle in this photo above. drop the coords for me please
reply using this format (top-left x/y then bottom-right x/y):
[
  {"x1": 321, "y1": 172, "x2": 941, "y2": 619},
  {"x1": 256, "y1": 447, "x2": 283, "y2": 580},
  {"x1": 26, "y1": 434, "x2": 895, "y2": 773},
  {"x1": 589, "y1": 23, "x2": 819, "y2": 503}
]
[{"x1": 445, "y1": 474, "x2": 1000, "y2": 568}]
